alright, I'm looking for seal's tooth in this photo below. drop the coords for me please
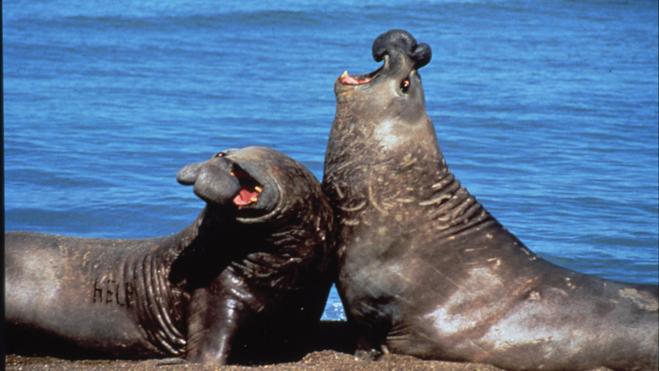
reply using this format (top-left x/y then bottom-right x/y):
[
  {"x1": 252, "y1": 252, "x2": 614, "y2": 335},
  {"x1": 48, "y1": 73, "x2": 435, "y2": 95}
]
[
  {"x1": 341, "y1": 70, "x2": 349, "y2": 78},
  {"x1": 255, "y1": 186, "x2": 263, "y2": 193}
]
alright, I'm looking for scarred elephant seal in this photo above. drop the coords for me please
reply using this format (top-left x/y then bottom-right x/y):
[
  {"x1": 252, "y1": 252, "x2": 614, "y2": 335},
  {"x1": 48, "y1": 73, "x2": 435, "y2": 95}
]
[
  {"x1": 6, "y1": 146, "x2": 335, "y2": 365},
  {"x1": 322, "y1": 29, "x2": 658, "y2": 371}
]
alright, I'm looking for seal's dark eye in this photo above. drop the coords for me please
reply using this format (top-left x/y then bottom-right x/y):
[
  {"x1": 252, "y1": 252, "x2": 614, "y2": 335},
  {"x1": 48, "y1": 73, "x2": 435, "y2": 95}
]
[
  {"x1": 214, "y1": 152, "x2": 226, "y2": 158},
  {"x1": 400, "y1": 78, "x2": 410, "y2": 93}
]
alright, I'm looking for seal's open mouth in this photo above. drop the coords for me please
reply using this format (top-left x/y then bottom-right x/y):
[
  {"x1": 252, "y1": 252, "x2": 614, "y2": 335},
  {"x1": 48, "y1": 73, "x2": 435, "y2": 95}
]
[
  {"x1": 230, "y1": 165, "x2": 262, "y2": 207},
  {"x1": 338, "y1": 65, "x2": 383, "y2": 86}
]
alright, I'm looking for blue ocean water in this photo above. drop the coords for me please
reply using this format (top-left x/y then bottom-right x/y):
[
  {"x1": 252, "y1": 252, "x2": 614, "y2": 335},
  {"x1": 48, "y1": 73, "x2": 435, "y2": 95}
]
[{"x1": 4, "y1": 0, "x2": 658, "y2": 321}]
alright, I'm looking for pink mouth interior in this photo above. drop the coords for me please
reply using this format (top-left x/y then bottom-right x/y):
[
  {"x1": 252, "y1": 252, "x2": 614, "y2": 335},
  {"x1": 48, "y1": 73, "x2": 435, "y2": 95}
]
[
  {"x1": 233, "y1": 188, "x2": 260, "y2": 206},
  {"x1": 339, "y1": 72, "x2": 372, "y2": 85},
  {"x1": 230, "y1": 167, "x2": 262, "y2": 207}
]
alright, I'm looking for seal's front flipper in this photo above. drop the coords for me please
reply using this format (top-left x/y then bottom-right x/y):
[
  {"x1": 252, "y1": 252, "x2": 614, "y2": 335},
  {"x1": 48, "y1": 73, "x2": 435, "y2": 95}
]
[
  {"x1": 185, "y1": 279, "x2": 255, "y2": 365},
  {"x1": 353, "y1": 325, "x2": 385, "y2": 361}
]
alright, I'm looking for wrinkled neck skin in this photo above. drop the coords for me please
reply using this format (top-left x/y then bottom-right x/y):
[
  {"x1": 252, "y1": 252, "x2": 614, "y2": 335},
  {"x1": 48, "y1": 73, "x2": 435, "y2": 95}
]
[
  {"x1": 135, "y1": 205, "x2": 284, "y2": 356},
  {"x1": 120, "y1": 208, "x2": 231, "y2": 357},
  {"x1": 324, "y1": 90, "x2": 494, "y2": 250},
  {"x1": 124, "y1": 206, "x2": 260, "y2": 357}
]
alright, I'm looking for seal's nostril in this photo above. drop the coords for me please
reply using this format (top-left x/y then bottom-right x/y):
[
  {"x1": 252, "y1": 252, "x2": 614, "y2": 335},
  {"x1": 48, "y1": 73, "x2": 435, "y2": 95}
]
[
  {"x1": 412, "y1": 43, "x2": 432, "y2": 69},
  {"x1": 371, "y1": 29, "x2": 431, "y2": 70},
  {"x1": 372, "y1": 29, "x2": 417, "y2": 62}
]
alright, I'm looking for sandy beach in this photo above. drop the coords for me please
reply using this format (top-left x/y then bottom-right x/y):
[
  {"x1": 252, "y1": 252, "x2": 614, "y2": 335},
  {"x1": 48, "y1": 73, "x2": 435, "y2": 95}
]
[
  {"x1": 4, "y1": 321, "x2": 509, "y2": 371},
  {"x1": 5, "y1": 351, "x2": 508, "y2": 371},
  {"x1": 5, "y1": 320, "x2": 623, "y2": 370}
]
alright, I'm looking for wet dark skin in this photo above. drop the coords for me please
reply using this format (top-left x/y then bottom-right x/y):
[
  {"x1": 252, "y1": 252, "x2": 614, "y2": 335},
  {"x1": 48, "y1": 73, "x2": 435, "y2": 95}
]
[
  {"x1": 6, "y1": 146, "x2": 335, "y2": 365},
  {"x1": 323, "y1": 29, "x2": 658, "y2": 371}
]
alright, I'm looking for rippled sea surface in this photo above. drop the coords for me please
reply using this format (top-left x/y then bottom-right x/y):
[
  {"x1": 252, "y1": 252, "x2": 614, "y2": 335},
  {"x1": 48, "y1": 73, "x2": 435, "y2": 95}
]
[{"x1": 4, "y1": 0, "x2": 658, "y2": 320}]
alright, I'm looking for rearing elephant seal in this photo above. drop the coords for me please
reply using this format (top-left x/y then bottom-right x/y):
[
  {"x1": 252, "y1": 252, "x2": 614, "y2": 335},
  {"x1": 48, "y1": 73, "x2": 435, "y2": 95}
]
[
  {"x1": 322, "y1": 29, "x2": 658, "y2": 371},
  {"x1": 6, "y1": 146, "x2": 335, "y2": 365}
]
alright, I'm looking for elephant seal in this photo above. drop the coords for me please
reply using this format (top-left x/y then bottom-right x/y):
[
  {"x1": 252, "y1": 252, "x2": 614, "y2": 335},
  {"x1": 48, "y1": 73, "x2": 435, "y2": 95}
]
[
  {"x1": 6, "y1": 146, "x2": 335, "y2": 365},
  {"x1": 322, "y1": 29, "x2": 658, "y2": 371}
]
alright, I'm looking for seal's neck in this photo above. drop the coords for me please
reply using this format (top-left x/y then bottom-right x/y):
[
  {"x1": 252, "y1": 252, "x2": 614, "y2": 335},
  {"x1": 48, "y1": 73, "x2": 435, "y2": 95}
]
[
  {"x1": 153, "y1": 210, "x2": 205, "y2": 266},
  {"x1": 118, "y1": 214, "x2": 222, "y2": 357},
  {"x1": 419, "y1": 167, "x2": 497, "y2": 240},
  {"x1": 324, "y1": 111, "x2": 499, "y2": 245},
  {"x1": 324, "y1": 113, "x2": 450, "y2": 217},
  {"x1": 161, "y1": 206, "x2": 238, "y2": 286}
]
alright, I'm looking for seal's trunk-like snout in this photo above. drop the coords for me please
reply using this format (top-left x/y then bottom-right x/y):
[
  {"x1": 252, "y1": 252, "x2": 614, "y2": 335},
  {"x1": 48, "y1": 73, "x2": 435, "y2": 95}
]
[
  {"x1": 372, "y1": 29, "x2": 432, "y2": 70},
  {"x1": 177, "y1": 158, "x2": 242, "y2": 206}
]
